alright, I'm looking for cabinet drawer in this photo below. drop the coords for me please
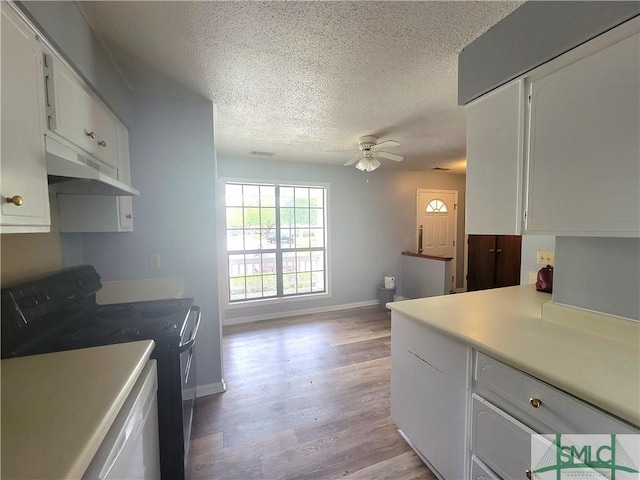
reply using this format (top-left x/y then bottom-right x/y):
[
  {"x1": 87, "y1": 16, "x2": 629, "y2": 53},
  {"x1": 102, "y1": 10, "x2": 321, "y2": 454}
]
[
  {"x1": 474, "y1": 352, "x2": 637, "y2": 434},
  {"x1": 471, "y1": 455, "x2": 501, "y2": 480},
  {"x1": 472, "y1": 395, "x2": 535, "y2": 480}
]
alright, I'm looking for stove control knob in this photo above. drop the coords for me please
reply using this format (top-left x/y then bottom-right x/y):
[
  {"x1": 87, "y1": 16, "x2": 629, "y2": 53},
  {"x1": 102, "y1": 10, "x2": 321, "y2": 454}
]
[{"x1": 35, "y1": 291, "x2": 49, "y2": 304}]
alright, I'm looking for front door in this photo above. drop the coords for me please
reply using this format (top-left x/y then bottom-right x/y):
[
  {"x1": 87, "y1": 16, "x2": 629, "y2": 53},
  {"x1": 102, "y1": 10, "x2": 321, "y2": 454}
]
[{"x1": 417, "y1": 189, "x2": 457, "y2": 291}]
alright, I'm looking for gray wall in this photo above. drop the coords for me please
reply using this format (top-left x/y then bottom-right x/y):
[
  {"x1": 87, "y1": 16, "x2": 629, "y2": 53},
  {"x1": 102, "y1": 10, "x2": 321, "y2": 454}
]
[
  {"x1": 81, "y1": 93, "x2": 222, "y2": 388},
  {"x1": 16, "y1": 1, "x2": 133, "y2": 125},
  {"x1": 554, "y1": 237, "x2": 640, "y2": 320},
  {"x1": 458, "y1": 1, "x2": 640, "y2": 104},
  {"x1": 218, "y1": 156, "x2": 466, "y2": 322},
  {"x1": 520, "y1": 235, "x2": 556, "y2": 285}
]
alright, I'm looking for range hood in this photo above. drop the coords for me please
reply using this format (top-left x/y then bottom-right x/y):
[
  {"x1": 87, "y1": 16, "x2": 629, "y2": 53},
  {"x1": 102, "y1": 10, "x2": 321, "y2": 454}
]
[{"x1": 46, "y1": 136, "x2": 139, "y2": 196}]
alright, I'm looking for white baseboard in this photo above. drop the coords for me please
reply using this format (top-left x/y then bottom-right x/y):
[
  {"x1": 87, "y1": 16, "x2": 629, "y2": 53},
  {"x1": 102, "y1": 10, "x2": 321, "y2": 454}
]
[
  {"x1": 196, "y1": 380, "x2": 226, "y2": 398},
  {"x1": 224, "y1": 300, "x2": 379, "y2": 326}
]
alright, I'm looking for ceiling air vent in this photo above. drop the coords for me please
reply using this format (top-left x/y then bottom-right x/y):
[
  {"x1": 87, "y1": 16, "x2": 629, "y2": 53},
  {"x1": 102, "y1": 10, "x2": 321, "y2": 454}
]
[
  {"x1": 250, "y1": 151, "x2": 274, "y2": 157},
  {"x1": 432, "y1": 167, "x2": 450, "y2": 171}
]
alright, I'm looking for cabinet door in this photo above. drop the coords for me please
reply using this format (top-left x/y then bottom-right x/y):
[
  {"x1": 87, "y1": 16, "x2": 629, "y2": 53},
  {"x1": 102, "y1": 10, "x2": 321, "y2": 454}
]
[
  {"x1": 391, "y1": 313, "x2": 470, "y2": 480},
  {"x1": 472, "y1": 395, "x2": 535, "y2": 480},
  {"x1": 47, "y1": 54, "x2": 119, "y2": 170},
  {"x1": 48, "y1": 55, "x2": 98, "y2": 154},
  {"x1": 466, "y1": 80, "x2": 524, "y2": 235},
  {"x1": 494, "y1": 235, "x2": 522, "y2": 288},
  {"x1": 91, "y1": 100, "x2": 118, "y2": 168},
  {"x1": 116, "y1": 122, "x2": 133, "y2": 230},
  {"x1": 0, "y1": 4, "x2": 50, "y2": 232},
  {"x1": 467, "y1": 235, "x2": 497, "y2": 292},
  {"x1": 525, "y1": 22, "x2": 640, "y2": 237}
]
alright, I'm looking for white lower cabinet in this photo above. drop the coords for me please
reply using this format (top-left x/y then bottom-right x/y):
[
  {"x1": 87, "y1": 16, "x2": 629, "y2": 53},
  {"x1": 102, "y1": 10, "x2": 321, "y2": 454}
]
[
  {"x1": 391, "y1": 322, "x2": 639, "y2": 480},
  {"x1": 471, "y1": 395, "x2": 535, "y2": 480},
  {"x1": 471, "y1": 456, "x2": 501, "y2": 480},
  {"x1": 391, "y1": 313, "x2": 470, "y2": 480},
  {"x1": 470, "y1": 352, "x2": 638, "y2": 480}
]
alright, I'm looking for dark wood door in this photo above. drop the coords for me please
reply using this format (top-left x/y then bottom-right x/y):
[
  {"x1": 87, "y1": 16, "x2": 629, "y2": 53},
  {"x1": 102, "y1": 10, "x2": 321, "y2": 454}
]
[
  {"x1": 467, "y1": 235, "x2": 497, "y2": 291},
  {"x1": 467, "y1": 235, "x2": 522, "y2": 291},
  {"x1": 495, "y1": 235, "x2": 523, "y2": 287}
]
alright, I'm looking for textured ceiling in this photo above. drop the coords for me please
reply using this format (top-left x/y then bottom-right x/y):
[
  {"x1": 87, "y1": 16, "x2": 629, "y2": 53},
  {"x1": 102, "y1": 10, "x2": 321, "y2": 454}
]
[{"x1": 76, "y1": 1, "x2": 523, "y2": 173}]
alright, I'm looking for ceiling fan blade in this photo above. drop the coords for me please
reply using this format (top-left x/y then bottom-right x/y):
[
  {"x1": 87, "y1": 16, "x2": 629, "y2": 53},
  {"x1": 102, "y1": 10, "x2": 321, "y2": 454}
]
[
  {"x1": 373, "y1": 140, "x2": 399, "y2": 150},
  {"x1": 344, "y1": 153, "x2": 363, "y2": 166},
  {"x1": 376, "y1": 151, "x2": 405, "y2": 162}
]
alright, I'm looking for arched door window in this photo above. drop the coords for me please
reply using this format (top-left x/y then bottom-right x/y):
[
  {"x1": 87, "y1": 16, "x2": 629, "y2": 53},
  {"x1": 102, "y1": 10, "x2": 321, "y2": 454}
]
[{"x1": 425, "y1": 199, "x2": 448, "y2": 213}]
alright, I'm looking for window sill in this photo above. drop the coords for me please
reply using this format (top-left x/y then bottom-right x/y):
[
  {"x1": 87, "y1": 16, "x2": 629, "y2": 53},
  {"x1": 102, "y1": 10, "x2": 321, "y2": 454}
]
[{"x1": 224, "y1": 291, "x2": 331, "y2": 310}]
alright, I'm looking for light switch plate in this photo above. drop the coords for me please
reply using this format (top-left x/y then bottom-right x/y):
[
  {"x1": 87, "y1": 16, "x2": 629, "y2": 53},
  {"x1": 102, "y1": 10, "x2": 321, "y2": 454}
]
[{"x1": 536, "y1": 251, "x2": 555, "y2": 266}]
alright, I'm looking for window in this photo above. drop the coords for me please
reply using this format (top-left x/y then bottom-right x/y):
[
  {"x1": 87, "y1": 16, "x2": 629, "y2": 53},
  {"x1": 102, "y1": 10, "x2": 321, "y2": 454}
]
[
  {"x1": 225, "y1": 182, "x2": 327, "y2": 302},
  {"x1": 425, "y1": 199, "x2": 448, "y2": 213}
]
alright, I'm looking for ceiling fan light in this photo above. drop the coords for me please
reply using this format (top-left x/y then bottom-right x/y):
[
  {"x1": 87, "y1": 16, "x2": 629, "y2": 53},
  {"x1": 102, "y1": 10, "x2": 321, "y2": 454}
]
[{"x1": 355, "y1": 157, "x2": 381, "y2": 172}]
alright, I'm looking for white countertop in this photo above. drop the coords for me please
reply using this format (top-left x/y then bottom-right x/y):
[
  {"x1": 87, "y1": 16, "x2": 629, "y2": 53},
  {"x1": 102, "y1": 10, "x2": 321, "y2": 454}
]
[
  {"x1": 388, "y1": 285, "x2": 640, "y2": 427},
  {"x1": 1, "y1": 340, "x2": 155, "y2": 479}
]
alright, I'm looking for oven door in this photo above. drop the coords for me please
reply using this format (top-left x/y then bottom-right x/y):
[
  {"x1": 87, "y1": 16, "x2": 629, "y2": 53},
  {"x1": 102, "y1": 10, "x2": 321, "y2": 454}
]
[{"x1": 178, "y1": 305, "x2": 200, "y2": 463}]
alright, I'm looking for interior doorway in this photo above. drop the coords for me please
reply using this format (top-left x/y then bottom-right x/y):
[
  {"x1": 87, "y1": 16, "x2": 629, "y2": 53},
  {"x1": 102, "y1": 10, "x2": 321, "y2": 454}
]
[{"x1": 416, "y1": 189, "x2": 458, "y2": 292}]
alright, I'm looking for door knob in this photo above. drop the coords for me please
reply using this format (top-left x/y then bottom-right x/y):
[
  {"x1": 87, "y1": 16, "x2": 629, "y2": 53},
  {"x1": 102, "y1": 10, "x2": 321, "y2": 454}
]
[{"x1": 6, "y1": 195, "x2": 24, "y2": 206}]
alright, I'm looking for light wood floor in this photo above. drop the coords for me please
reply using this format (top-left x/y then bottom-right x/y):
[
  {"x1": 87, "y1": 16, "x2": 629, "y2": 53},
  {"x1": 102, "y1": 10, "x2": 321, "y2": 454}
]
[{"x1": 187, "y1": 306, "x2": 436, "y2": 480}]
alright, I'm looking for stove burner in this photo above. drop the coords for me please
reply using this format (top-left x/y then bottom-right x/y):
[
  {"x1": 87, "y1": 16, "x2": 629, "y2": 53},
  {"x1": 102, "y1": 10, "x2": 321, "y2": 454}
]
[
  {"x1": 129, "y1": 320, "x2": 175, "y2": 337},
  {"x1": 96, "y1": 304, "x2": 135, "y2": 319},
  {"x1": 141, "y1": 300, "x2": 185, "y2": 317},
  {"x1": 68, "y1": 325, "x2": 123, "y2": 342}
]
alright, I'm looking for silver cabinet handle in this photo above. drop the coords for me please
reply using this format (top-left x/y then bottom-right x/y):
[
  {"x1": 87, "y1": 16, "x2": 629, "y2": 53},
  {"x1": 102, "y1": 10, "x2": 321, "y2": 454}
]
[
  {"x1": 125, "y1": 214, "x2": 132, "y2": 219},
  {"x1": 86, "y1": 131, "x2": 96, "y2": 139},
  {"x1": 98, "y1": 140, "x2": 107, "y2": 147}
]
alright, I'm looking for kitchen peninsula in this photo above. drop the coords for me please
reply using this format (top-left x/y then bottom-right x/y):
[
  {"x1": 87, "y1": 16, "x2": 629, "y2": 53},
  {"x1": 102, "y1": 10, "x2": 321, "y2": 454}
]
[{"x1": 389, "y1": 285, "x2": 639, "y2": 479}]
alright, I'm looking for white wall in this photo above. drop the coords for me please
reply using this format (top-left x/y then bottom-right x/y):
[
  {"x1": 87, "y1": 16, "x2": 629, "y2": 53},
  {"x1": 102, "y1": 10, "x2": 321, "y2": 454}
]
[
  {"x1": 217, "y1": 156, "x2": 466, "y2": 322},
  {"x1": 81, "y1": 93, "x2": 223, "y2": 390}
]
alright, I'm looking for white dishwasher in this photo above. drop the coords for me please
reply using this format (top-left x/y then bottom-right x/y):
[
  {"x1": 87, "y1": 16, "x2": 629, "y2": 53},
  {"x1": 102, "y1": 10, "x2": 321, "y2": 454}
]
[{"x1": 83, "y1": 360, "x2": 161, "y2": 480}]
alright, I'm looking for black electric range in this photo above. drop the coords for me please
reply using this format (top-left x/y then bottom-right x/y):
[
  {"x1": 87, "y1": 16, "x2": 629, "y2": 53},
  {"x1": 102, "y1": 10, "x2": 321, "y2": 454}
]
[{"x1": 1, "y1": 265, "x2": 200, "y2": 480}]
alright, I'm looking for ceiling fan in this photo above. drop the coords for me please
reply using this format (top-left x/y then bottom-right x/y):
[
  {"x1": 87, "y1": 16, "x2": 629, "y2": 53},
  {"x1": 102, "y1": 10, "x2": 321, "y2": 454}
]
[{"x1": 344, "y1": 136, "x2": 405, "y2": 172}]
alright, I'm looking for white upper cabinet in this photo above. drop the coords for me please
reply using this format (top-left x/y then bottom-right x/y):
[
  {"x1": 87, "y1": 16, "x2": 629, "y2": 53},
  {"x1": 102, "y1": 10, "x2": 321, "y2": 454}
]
[
  {"x1": 524, "y1": 20, "x2": 640, "y2": 237},
  {"x1": 57, "y1": 121, "x2": 133, "y2": 233},
  {"x1": 45, "y1": 53, "x2": 119, "y2": 171},
  {"x1": 0, "y1": 3, "x2": 50, "y2": 233},
  {"x1": 466, "y1": 80, "x2": 524, "y2": 235},
  {"x1": 465, "y1": 17, "x2": 639, "y2": 238}
]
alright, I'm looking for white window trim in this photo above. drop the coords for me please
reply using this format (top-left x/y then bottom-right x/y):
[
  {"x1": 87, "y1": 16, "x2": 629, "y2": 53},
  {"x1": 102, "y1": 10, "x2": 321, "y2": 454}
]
[{"x1": 216, "y1": 176, "x2": 332, "y2": 310}]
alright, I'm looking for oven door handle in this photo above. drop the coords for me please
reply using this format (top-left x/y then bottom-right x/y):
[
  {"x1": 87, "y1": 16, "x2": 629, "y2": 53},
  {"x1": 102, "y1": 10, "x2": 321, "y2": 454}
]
[{"x1": 178, "y1": 305, "x2": 201, "y2": 353}]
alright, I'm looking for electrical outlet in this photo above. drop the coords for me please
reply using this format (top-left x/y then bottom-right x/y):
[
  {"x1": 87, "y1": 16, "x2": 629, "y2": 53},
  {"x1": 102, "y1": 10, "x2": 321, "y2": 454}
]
[
  {"x1": 149, "y1": 254, "x2": 161, "y2": 269},
  {"x1": 536, "y1": 251, "x2": 555, "y2": 266}
]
